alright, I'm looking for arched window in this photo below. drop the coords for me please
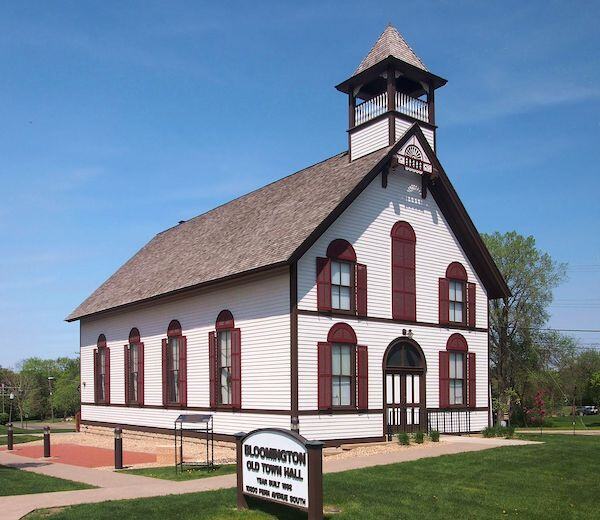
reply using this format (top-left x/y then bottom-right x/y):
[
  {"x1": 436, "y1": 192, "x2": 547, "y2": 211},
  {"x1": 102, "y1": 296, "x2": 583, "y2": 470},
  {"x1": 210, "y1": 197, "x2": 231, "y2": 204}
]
[
  {"x1": 391, "y1": 221, "x2": 416, "y2": 321},
  {"x1": 439, "y1": 262, "x2": 476, "y2": 327},
  {"x1": 316, "y1": 239, "x2": 367, "y2": 316},
  {"x1": 125, "y1": 328, "x2": 144, "y2": 406},
  {"x1": 94, "y1": 334, "x2": 110, "y2": 404},
  {"x1": 318, "y1": 323, "x2": 368, "y2": 410},
  {"x1": 209, "y1": 311, "x2": 241, "y2": 409},
  {"x1": 384, "y1": 341, "x2": 425, "y2": 369},
  {"x1": 162, "y1": 320, "x2": 187, "y2": 407},
  {"x1": 439, "y1": 334, "x2": 476, "y2": 409}
]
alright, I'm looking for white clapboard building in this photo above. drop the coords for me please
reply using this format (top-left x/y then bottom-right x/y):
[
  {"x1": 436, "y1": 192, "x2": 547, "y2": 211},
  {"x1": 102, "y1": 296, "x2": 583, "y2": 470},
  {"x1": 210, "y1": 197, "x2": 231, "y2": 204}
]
[{"x1": 68, "y1": 26, "x2": 509, "y2": 445}]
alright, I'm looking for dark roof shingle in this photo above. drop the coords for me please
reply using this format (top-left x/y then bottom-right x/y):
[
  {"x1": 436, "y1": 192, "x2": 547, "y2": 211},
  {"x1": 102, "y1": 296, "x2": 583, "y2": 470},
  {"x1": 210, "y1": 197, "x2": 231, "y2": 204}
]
[
  {"x1": 355, "y1": 25, "x2": 427, "y2": 74},
  {"x1": 67, "y1": 148, "x2": 391, "y2": 321}
]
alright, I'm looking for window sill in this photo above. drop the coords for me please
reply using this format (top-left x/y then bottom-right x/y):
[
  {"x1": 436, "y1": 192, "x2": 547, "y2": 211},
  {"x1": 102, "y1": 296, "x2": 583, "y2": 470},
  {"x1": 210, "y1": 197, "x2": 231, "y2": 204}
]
[
  {"x1": 212, "y1": 406, "x2": 241, "y2": 412},
  {"x1": 319, "y1": 406, "x2": 362, "y2": 414},
  {"x1": 448, "y1": 320, "x2": 467, "y2": 327},
  {"x1": 330, "y1": 308, "x2": 357, "y2": 316}
]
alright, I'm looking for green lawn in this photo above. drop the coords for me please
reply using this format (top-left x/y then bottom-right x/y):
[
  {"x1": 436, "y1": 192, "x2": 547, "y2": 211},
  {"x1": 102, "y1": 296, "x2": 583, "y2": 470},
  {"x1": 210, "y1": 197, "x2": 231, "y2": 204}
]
[
  {"x1": 519, "y1": 414, "x2": 600, "y2": 430},
  {"x1": 119, "y1": 464, "x2": 236, "y2": 481},
  {"x1": 0, "y1": 434, "x2": 41, "y2": 445},
  {"x1": 25, "y1": 434, "x2": 598, "y2": 519},
  {"x1": 0, "y1": 465, "x2": 93, "y2": 497}
]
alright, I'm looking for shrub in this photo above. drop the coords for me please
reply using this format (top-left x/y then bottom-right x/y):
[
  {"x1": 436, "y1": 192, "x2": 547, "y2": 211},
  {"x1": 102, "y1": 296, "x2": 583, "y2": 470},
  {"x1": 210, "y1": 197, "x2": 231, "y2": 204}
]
[
  {"x1": 397, "y1": 432, "x2": 410, "y2": 445},
  {"x1": 430, "y1": 430, "x2": 440, "y2": 442},
  {"x1": 483, "y1": 425, "x2": 516, "y2": 438},
  {"x1": 482, "y1": 426, "x2": 497, "y2": 438},
  {"x1": 413, "y1": 432, "x2": 424, "y2": 444},
  {"x1": 0, "y1": 412, "x2": 8, "y2": 425}
]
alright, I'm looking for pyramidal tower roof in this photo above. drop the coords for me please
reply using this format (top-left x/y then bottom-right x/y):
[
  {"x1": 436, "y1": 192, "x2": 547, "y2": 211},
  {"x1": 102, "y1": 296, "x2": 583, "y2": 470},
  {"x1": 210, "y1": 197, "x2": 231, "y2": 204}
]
[{"x1": 354, "y1": 25, "x2": 427, "y2": 74}]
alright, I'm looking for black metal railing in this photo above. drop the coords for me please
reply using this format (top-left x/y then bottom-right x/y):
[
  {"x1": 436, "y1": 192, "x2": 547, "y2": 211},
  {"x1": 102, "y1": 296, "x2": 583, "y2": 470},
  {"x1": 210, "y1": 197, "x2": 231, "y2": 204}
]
[
  {"x1": 427, "y1": 409, "x2": 472, "y2": 434},
  {"x1": 386, "y1": 406, "x2": 424, "y2": 439}
]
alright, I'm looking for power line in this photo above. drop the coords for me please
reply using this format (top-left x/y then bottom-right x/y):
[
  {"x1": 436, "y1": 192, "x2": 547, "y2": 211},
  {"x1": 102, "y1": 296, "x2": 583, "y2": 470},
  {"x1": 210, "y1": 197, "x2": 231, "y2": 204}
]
[{"x1": 528, "y1": 327, "x2": 600, "y2": 333}]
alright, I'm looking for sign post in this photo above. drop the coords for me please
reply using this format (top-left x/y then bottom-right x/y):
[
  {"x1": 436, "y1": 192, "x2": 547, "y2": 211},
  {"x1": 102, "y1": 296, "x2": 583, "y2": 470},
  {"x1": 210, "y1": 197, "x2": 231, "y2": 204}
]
[{"x1": 235, "y1": 428, "x2": 323, "y2": 520}]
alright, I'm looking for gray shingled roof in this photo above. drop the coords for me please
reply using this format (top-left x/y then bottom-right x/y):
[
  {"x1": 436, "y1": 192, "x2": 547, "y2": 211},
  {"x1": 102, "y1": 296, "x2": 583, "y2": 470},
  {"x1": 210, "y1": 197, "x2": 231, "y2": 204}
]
[
  {"x1": 355, "y1": 25, "x2": 427, "y2": 74},
  {"x1": 67, "y1": 148, "x2": 391, "y2": 321}
]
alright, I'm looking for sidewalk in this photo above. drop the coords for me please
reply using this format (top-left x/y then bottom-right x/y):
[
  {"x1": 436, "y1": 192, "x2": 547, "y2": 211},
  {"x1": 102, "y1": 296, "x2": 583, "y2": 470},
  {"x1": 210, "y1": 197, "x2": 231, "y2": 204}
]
[{"x1": 0, "y1": 436, "x2": 538, "y2": 520}]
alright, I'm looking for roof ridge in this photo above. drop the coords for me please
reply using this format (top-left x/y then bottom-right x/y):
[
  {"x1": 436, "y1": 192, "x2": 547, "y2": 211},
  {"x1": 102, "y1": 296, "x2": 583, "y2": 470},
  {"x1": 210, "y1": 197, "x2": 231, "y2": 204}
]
[{"x1": 157, "y1": 150, "x2": 348, "y2": 236}]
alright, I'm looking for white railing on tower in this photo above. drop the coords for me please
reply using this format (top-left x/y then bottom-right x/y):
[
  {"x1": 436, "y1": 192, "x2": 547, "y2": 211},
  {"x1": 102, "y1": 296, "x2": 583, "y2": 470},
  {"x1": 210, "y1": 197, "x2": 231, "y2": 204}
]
[
  {"x1": 354, "y1": 92, "x2": 388, "y2": 126},
  {"x1": 354, "y1": 92, "x2": 430, "y2": 126},
  {"x1": 395, "y1": 92, "x2": 429, "y2": 123}
]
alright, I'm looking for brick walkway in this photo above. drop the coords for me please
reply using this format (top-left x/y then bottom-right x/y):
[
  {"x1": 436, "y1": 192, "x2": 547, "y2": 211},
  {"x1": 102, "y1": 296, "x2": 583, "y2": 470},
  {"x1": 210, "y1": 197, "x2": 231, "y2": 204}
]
[
  {"x1": 1, "y1": 443, "x2": 156, "y2": 467},
  {"x1": 0, "y1": 436, "x2": 538, "y2": 520}
]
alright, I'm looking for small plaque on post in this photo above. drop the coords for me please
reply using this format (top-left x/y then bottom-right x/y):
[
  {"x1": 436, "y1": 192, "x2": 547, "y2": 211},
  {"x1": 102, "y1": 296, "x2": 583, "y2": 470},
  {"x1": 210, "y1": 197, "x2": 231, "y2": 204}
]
[{"x1": 235, "y1": 428, "x2": 323, "y2": 519}]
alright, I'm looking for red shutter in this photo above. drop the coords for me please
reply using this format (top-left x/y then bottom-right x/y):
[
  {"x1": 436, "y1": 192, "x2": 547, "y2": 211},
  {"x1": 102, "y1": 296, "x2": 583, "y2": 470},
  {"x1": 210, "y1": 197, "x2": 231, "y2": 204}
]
[
  {"x1": 179, "y1": 336, "x2": 187, "y2": 407},
  {"x1": 93, "y1": 349, "x2": 98, "y2": 404},
  {"x1": 317, "y1": 342, "x2": 332, "y2": 410},
  {"x1": 162, "y1": 338, "x2": 168, "y2": 406},
  {"x1": 356, "y1": 263, "x2": 367, "y2": 316},
  {"x1": 392, "y1": 238, "x2": 416, "y2": 320},
  {"x1": 104, "y1": 348, "x2": 110, "y2": 404},
  {"x1": 467, "y1": 282, "x2": 476, "y2": 328},
  {"x1": 439, "y1": 278, "x2": 450, "y2": 325},
  {"x1": 124, "y1": 345, "x2": 130, "y2": 405},
  {"x1": 231, "y1": 328, "x2": 242, "y2": 409},
  {"x1": 138, "y1": 343, "x2": 145, "y2": 406},
  {"x1": 316, "y1": 257, "x2": 332, "y2": 311},
  {"x1": 467, "y1": 352, "x2": 476, "y2": 408},
  {"x1": 357, "y1": 345, "x2": 368, "y2": 410},
  {"x1": 439, "y1": 351, "x2": 450, "y2": 408},
  {"x1": 209, "y1": 332, "x2": 217, "y2": 408}
]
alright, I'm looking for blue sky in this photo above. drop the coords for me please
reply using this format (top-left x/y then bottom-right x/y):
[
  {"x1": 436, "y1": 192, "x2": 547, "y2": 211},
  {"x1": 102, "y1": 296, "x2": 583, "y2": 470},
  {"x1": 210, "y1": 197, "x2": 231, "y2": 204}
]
[{"x1": 1, "y1": 1, "x2": 599, "y2": 366}]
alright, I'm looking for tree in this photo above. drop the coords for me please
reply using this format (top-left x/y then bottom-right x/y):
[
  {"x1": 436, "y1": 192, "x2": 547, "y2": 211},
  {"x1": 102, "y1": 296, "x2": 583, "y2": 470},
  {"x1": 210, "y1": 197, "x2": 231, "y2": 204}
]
[
  {"x1": 4, "y1": 357, "x2": 81, "y2": 422},
  {"x1": 590, "y1": 372, "x2": 600, "y2": 409},
  {"x1": 3, "y1": 370, "x2": 36, "y2": 427},
  {"x1": 483, "y1": 231, "x2": 567, "y2": 424},
  {"x1": 52, "y1": 358, "x2": 80, "y2": 418}
]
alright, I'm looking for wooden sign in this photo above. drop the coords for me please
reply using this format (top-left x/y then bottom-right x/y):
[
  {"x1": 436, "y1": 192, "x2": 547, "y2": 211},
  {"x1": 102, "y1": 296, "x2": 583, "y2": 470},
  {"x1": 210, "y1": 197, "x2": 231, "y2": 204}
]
[{"x1": 235, "y1": 428, "x2": 323, "y2": 519}]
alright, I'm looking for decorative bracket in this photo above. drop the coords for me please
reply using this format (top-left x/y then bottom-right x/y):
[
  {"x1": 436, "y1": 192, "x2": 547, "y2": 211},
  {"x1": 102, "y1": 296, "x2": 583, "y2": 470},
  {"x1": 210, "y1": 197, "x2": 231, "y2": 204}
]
[
  {"x1": 421, "y1": 172, "x2": 430, "y2": 199},
  {"x1": 382, "y1": 156, "x2": 399, "y2": 188}
]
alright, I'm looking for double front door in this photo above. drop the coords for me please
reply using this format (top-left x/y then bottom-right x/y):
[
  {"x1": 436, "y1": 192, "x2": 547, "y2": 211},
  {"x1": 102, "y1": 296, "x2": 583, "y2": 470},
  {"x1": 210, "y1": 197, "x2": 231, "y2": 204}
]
[{"x1": 385, "y1": 370, "x2": 424, "y2": 436}]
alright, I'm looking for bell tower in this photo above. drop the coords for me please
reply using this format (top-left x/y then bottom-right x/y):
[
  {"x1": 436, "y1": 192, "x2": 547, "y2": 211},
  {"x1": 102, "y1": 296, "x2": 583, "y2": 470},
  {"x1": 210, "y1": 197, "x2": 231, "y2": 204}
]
[{"x1": 336, "y1": 25, "x2": 447, "y2": 161}]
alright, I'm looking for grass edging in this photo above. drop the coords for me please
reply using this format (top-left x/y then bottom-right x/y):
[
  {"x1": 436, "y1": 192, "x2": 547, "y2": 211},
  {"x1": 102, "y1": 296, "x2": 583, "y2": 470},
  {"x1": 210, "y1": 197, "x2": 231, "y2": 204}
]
[{"x1": 119, "y1": 464, "x2": 236, "y2": 481}]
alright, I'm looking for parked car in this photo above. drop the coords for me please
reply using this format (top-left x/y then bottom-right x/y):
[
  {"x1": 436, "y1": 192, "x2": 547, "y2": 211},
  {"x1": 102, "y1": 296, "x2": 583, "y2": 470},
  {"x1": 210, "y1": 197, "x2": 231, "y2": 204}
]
[{"x1": 576, "y1": 406, "x2": 598, "y2": 416}]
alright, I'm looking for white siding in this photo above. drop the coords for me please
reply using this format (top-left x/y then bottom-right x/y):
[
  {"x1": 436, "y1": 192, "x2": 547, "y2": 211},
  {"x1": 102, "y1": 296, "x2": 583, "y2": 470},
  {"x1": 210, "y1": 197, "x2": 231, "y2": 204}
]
[
  {"x1": 396, "y1": 117, "x2": 412, "y2": 142},
  {"x1": 81, "y1": 270, "x2": 291, "y2": 433},
  {"x1": 395, "y1": 116, "x2": 435, "y2": 150},
  {"x1": 297, "y1": 314, "x2": 488, "y2": 411},
  {"x1": 350, "y1": 118, "x2": 389, "y2": 160},
  {"x1": 81, "y1": 405, "x2": 289, "y2": 435},
  {"x1": 297, "y1": 314, "x2": 489, "y2": 440},
  {"x1": 300, "y1": 413, "x2": 383, "y2": 441},
  {"x1": 297, "y1": 166, "x2": 488, "y2": 329},
  {"x1": 420, "y1": 126, "x2": 435, "y2": 150},
  {"x1": 296, "y1": 160, "x2": 490, "y2": 441}
]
